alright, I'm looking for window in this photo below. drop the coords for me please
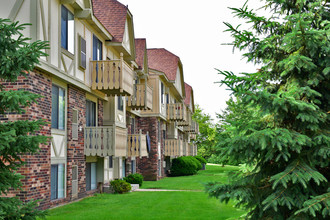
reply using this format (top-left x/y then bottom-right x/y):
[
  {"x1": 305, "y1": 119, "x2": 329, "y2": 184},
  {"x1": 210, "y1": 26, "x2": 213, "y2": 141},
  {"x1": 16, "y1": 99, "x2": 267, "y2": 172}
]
[
  {"x1": 51, "y1": 164, "x2": 65, "y2": 200},
  {"x1": 158, "y1": 159, "x2": 161, "y2": 177},
  {"x1": 93, "y1": 35, "x2": 102, "y2": 61},
  {"x1": 109, "y1": 156, "x2": 113, "y2": 169},
  {"x1": 86, "y1": 100, "x2": 96, "y2": 127},
  {"x1": 131, "y1": 117, "x2": 135, "y2": 134},
  {"x1": 161, "y1": 82, "x2": 164, "y2": 104},
  {"x1": 79, "y1": 36, "x2": 86, "y2": 69},
  {"x1": 131, "y1": 160, "x2": 136, "y2": 174},
  {"x1": 118, "y1": 96, "x2": 124, "y2": 111},
  {"x1": 72, "y1": 109, "x2": 78, "y2": 140},
  {"x1": 61, "y1": 6, "x2": 74, "y2": 54},
  {"x1": 122, "y1": 159, "x2": 126, "y2": 178},
  {"x1": 86, "y1": 162, "x2": 97, "y2": 191},
  {"x1": 52, "y1": 85, "x2": 65, "y2": 130}
]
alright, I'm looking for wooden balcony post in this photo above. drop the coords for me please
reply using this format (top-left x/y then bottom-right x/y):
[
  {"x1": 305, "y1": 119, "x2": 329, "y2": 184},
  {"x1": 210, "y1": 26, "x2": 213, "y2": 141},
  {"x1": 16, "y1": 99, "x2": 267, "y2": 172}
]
[{"x1": 119, "y1": 53, "x2": 123, "y2": 91}]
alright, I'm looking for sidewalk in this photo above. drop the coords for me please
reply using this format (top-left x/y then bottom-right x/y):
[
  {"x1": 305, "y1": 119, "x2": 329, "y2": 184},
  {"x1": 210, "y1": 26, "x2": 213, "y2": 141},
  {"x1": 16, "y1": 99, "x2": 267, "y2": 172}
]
[{"x1": 135, "y1": 188, "x2": 202, "y2": 192}]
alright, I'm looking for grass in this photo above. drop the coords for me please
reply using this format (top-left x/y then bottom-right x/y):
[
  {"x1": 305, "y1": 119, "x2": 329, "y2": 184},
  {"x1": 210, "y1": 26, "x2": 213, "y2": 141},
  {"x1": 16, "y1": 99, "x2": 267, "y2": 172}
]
[
  {"x1": 47, "y1": 192, "x2": 245, "y2": 220},
  {"x1": 141, "y1": 164, "x2": 240, "y2": 190},
  {"x1": 46, "y1": 164, "x2": 245, "y2": 220}
]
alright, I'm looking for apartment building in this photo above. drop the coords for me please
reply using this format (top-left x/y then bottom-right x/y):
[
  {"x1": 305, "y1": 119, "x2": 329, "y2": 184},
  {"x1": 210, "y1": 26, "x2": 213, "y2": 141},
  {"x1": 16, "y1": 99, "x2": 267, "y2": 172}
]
[
  {"x1": 137, "y1": 49, "x2": 198, "y2": 180},
  {"x1": 0, "y1": 0, "x2": 198, "y2": 209}
]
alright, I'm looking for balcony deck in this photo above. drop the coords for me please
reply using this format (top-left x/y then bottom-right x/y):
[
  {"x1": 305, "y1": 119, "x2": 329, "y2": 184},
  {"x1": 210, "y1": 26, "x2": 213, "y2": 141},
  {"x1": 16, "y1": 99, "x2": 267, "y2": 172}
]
[
  {"x1": 91, "y1": 53, "x2": 134, "y2": 96},
  {"x1": 183, "y1": 120, "x2": 199, "y2": 134},
  {"x1": 178, "y1": 108, "x2": 191, "y2": 126},
  {"x1": 164, "y1": 139, "x2": 183, "y2": 157},
  {"x1": 127, "y1": 130, "x2": 149, "y2": 157},
  {"x1": 167, "y1": 103, "x2": 187, "y2": 122},
  {"x1": 127, "y1": 83, "x2": 153, "y2": 110},
  {"x1": 84, "y1": 126, "x2": 127, "y2": 157}
]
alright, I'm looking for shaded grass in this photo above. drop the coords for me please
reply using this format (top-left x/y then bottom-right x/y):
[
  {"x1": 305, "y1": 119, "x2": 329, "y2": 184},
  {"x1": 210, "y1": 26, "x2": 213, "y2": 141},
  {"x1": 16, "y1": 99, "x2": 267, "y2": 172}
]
[
  {"x1": 47, "y1": 192, "x2": 245, "y2": 220},
  {"x1": 141, "y1": 164, "x2": 239, "y2": 190}
]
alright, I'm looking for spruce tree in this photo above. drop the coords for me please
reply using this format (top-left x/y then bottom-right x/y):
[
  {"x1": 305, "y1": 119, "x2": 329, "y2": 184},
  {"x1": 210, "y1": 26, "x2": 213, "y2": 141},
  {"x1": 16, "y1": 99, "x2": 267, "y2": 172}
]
[
  {"x1": 207, "y1": 0, "x2": 329, "y2": 219},
  {"x1": 0, "y1": 19, "x2": 48, "y2": 219}
]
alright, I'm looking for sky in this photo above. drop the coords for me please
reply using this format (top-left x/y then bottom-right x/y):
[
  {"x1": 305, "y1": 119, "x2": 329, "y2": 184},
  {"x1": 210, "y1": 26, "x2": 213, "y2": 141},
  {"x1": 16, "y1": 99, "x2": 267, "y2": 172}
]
[{"x1": 118, "y1": 0, "x2": 266, "y2": 121}]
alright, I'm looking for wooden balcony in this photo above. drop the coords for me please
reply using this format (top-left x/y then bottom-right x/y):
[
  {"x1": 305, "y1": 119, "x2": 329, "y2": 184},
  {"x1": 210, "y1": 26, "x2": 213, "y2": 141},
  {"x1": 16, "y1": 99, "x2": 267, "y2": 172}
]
[
  {"x1": 182, "y1": 141, "x2": 188, "y2": 156},
  {"x1": 84, "y1": 126, "x2": 127, "y2": 157},
  {"x1": 127, "y1": 83, "x2": 153, "y2": 110},
  {"x1": 91, "y1": 53, "x2": 134, "y2": 96},
  {"x1": 183, "y1": 120, "x2": 199, "y2": 134},
  {"x1": 167, "y1": 103, "x2": 187, "y2": 122},
  {"x1": 178, "y1": 109, "x2": 191, "y2": 126},
  {"x1": 188, "y1": 143, "x2": 197, "y2": 156},
  {"x1": 127, "y1": 130, "x2": 149, "y2": 157},
  {"x1": 190, "y1": 134, "x2": 197, "y2": 140},
  {"x1": 164, "y1": 139, "x2": 182, "y2": 157}
]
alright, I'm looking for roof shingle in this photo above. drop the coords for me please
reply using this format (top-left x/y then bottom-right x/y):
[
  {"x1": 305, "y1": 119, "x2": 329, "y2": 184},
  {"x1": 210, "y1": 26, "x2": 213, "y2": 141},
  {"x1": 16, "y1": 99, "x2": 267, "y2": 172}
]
[
  {"x1": 92, "y1": 0, "x2": 127, "y2": 42},
  {"x1": 147, "y1": 48, "x2": 180, "y2": 81},
  {"x1": 184, "y1": 83, "x2": 192, "y2": 106},
  {"x1": 135, "y1": 38, "x2": 147, "y2": 69}
]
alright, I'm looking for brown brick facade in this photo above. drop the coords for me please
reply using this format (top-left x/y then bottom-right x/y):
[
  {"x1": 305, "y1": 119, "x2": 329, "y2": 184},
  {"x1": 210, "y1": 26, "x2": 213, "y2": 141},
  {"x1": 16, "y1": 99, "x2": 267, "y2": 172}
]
[
  {"x1": 1, "y1": 70, "x2": 105, "y2": 209},
  {"x1": 136, "y1": 116, "x2": 165, "y2": 181},
  {"x1": 66, "y1": 85, "x2": 87, "y2": 200},
  {"x1": 0, "y1": 70, "x2": 52, "y2": 210}
]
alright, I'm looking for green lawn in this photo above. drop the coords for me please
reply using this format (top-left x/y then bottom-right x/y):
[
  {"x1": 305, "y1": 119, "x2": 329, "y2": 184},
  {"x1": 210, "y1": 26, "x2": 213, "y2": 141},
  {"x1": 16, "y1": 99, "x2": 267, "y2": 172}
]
[
  {"x1": 142, "y1": 164, "x2": 240, "y2": 190},
  {"x1": 46, "y1": 164, "x2": 245, "y2": 220},
  {"x1": 47, "y1": 192, "x2": 245, "y2": 220}
]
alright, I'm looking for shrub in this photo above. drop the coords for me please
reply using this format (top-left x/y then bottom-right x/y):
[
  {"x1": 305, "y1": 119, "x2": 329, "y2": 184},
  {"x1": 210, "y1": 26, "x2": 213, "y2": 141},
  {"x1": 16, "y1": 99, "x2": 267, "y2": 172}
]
[
  {"x1": 124, "y1": 173, "x2": 144, "y2": 187},
  {"x1": 170, "y1": 156, "x2": 199, "y2": 176},
  {"x1": 110, "y1": 179, "x2": 131, "y2": 194},
  {"x1": 187, "y1": 156, "x2": 202, "y2": 170},
  {"x1": 194, "y1": 155, "x2": 207, "y2": 164}
]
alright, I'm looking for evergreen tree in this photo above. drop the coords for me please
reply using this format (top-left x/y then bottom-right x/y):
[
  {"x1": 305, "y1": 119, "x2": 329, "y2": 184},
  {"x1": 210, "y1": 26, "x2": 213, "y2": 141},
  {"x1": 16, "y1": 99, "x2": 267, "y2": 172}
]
[
  {"x1": 211, "y1": 97, "x2": 262, "y2": 165},
  {"x1": 0, "y1": 19, "x2": 48, "y2": 219},
  {"x1": 207, "y1": 0, "x2": 329, "y2": 219}
]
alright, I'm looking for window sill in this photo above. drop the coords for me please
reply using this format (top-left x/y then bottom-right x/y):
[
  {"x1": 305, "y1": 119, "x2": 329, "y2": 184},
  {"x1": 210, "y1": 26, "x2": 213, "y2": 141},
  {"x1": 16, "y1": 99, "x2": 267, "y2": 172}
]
[{"x1": 51, "y1": 128, "x2": 66, "y2": 135}]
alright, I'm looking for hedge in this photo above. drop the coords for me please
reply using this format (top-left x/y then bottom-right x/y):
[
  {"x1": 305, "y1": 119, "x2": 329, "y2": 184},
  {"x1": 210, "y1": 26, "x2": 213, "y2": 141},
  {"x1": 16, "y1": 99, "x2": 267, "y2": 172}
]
[
  {"x1": 124, "y1": 173, "x2": 144, "y2": 187},
  {"x1": 110, "y1": 179, "x2": 131, "y2": 194},
  {"x1": 170, "y1": 156, "x2": 201, "y2": 176}
]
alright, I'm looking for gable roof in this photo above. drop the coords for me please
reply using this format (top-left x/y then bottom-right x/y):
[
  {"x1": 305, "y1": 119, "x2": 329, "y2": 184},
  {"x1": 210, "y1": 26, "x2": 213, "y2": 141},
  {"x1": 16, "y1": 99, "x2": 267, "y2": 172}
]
[
  {"x1": 92, "y1": 0, "x2": 127, "y2": 43},
  {"x1": 135, "y1": 38, "x2": 147, "y2": 69},
  {"x1": 147, "y1": 48, "x2": 180, "y2": 81},
  {"x1": 184, "y1": 83, "x2": 192, "y2": 106}
]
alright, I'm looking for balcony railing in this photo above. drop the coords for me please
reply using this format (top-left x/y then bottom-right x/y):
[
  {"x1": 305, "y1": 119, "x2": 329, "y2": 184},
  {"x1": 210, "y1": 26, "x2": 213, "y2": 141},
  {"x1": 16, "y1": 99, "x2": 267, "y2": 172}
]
[
  {"x1": 127, "y1": 83, "x2": 153, "y2": 110},
  {"x1": 164, "y1": 139, "x2": 182, "y2": 157},
  {"x1": 84, "y1": 126, "x2": 127, "y2": 157},
  {"x1": 127, "y1": 130, "x2": 149, "y2": 157},
  {"x1": 183, "y1": 120, "x2": 199, "y2": 134},
  {"x1": 91, "y1": 53, "x2": 134, "y2": 96},
  {"x1": 178, "y1": 109, "x2": 191, "y2": 126},
  {"x1": 182, "y1": 141, "x2": 188, "y2": 156},
  {"x1": 190, "y1": 134, "x2": 197, "y2": 140},
  {"x1": 167, "y1": 103, "x2": 187, "y2": 121},
  {"x1": 188, "y1": 143, "x2": 197, "y2": 156}
]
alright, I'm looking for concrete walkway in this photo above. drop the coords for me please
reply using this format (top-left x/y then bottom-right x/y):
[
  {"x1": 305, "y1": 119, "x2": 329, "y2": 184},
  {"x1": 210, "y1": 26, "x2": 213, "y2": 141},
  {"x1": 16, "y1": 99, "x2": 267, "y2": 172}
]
[{"x1": 135, "y1": 188, "x2": 202, "y2": 192}]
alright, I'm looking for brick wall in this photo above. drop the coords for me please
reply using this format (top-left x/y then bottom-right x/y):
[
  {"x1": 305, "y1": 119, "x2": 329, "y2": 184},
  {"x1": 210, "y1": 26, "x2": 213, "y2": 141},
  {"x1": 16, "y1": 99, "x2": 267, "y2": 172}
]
[
  {"x1": 0, "y1": 70, "x2": 52, "y2": 210},
  {"x1": 136, "y1": 117, "x2": 165, "y2": 180},
  {"x1": 66, "y1": 85, "x2": 87, "y2": 200},
  {"x1": 98, "y1": 99, "x2": 103, "y2": 127}
]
